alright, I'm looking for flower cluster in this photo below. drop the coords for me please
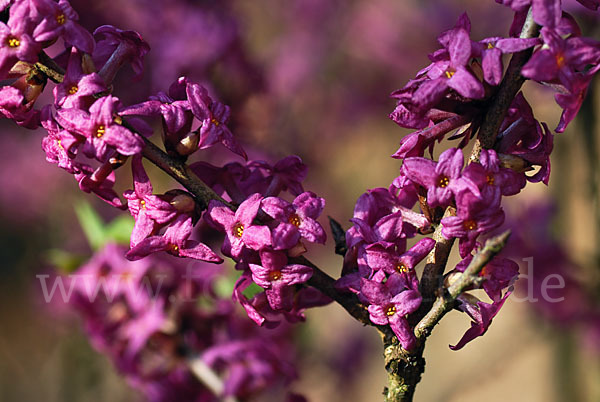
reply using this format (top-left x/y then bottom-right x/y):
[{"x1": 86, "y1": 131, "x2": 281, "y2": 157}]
[
  {"x1": 68, "y1": 243, "x2": 301, "y2": 401},
  {"x1": 0, "y1": 0, "x2": 333, "y2": 398},
  {"x1": 337, "y1": 5, "x2": 600, "y2": 351},
  {"x1": 3, "y1": 0, "x2": 600, "y2": 399}
]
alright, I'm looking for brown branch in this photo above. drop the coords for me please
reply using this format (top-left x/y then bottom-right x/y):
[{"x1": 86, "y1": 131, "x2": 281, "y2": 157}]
[
  {"x1": 414, "y1": 230, "x2": 511, "y2": 339},
  {"x1": 35, "y1": 52, "x2": 65, "y2": 83},
  {"x1": 140, "y1": 138, "x2": 233, "y2": 210}
]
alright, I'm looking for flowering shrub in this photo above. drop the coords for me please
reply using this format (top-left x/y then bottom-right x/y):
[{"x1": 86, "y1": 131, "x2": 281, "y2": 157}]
[{"x1": 2, "y1": 0, "x2": 600, "y2": 401}]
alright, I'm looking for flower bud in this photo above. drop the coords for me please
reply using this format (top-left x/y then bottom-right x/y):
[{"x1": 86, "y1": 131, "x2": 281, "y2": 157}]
[{"x1": 175, "y1": 131, "x2": 199, "y2": 156}]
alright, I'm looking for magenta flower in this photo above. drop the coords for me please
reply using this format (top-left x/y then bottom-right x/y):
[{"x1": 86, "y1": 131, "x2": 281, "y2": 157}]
[
  {"x1": 31, "y1": 0, "x2": 95, "y2": 53},
  {"x1": 262, "y1": 191, "x2": 326, "y2": 250},
  {"x1": 119, "y1": 299, "x2": 167, "y2": 357},
  {"x1": 476, "y1": 36, "x2": 540, "y2": 85},
  {"x1": 187, "y1": 82, "x2": 247, "y2": 159},
  {"x1": 249, "y1": 249, "x2": 313, "y2": 311},
  {"x1": 190, "y1": 161, "x2": 250, "y2": 203},
  {"x1": 365, "y1": 238, "x2": 435, "y2": 289},
  {"x1": 402, "y1": 147, "x2": 480, "y2": 207},
  {"x1": 413, "y1": 15, "x2": 484, "y2": 110},
  {"x1": 0, "y1": 21, "x2": 39, "y2": 78},
  {"x1": 0, "y1": 85, "x2": 40, "y2": 128},
  {"x1": 56, "y1": 95, "x2": 144, "y2": 161},
  {"x1": 361, "y1": 273, "x2": 422, "y2": 350},
  {"x1": 122, "y1": 77, "x2": 195, "y2": 155},
  {"x1": 206, "y1": 193, "x2": 272, "y2": 259},
  {"x1": 40, "y1": 105, "x2": 81, "y2": 173},
  {"x1": 126, "y1": 214, "x2": 222, "y2": 263},
  {"x1": 54, "y1": 48, "x2": 106, "y2": 109},
  {"x1": 450, "y1": 292, "x2": 511, "y2": 350},
  {"x1": 521, "y1": 27, "x2": 600, "y2": 91},
  {"x1": 441, "y1": 191, "x2": 505, "y2": 257},
  {"x1": 555, "y1": 73, "x2": 593, "y2": 133},
  {"x1": 496, "y1": 95, "x2": 554, "y2": 184},
  {"x1": 497, "y1": 0, "x2": 599, "y2": 28},
  {"x1": 461, "y1": 148, "x2": 526, "y2": 206},
  {"x1": 123, "y1": 155, "x2": 177, "y2": 247},
  {"x1": 248, "y1": 156, "x2": 308, "y2": 196},
  {"x1": 75, "y1": 164, "x2": 125, "y2": 209},
  {"x1": 456, "y1": 255, "x2": 519, "y2": 302},
  {"x1": 233, "y1": 272, "x2": 278, "y2": 327},
  {"x1": 93, "y1": 25, "x2": 150, "y2": 80}
]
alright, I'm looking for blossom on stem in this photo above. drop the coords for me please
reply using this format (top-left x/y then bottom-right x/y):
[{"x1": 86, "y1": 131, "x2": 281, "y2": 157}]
[
  {"x1": 262, "y1": 191, "x2": 326, "y2": 250},
  {"x1": 249, "y1": 249, "x2": 313, "y2": 311},
  {"x1": 31, "y1": 0, "x2": 95, "y2": 53},
  {"x1": 56, "y1": 95, "x2": 144, "y2": 161},
  {"x1": 126, "y1": 214, "x2": 222, "y2": 262},
  {"x1": 0, "y1": 21, "x2": 39, "y2": 78},
  {"x1": 441, "y1": 191, "x2": 505, "y2": 257},
  {"x1": 402, "y1": 147, "x2": 480, "y2": 208},
  {"x1": 361, "y1": 273, "x2": 422, "y2": 350},
  {"x1": 187, "y1": 82, "x2": 247, "y2": 159},
  {"x1": 123, "y1": 155, "x2": 177, "y2": 247},
  {"x1": 54, "y1": 48, "x2": 106, "y2": 109},
  {"x1": 206, "y1": 193, "x2": 271, "y2": 259},
  {"x1": 456, "y1": 255, "x2": 519, "y2": 302},
  {"x1": 365, "y1": 238, "x2": 435, "y2": 289},
  {"x1": 450, "y1": 292, "x2": 511, "y2": 350}
]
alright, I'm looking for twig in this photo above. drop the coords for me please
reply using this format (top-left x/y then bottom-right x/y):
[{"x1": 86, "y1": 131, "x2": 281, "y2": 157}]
[
  {"x1": 140, "y1": 138, "x2": 232, "y2": 210},
  {"x1": 187, "y1": 357, "x2": 239, "y2": 402},
  {"x1": 414, "y1": 231, "x2": 511, "y2": 339}
]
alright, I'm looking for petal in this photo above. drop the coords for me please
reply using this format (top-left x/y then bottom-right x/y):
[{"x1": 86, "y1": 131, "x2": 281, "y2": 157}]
[
  {"x1": 126, "y1": 236, "x2": 167, "y2": 260},
  {"x1": 243, "y1": 224, "x2": 272, "y2": 250},
  {"x1": 180, "y1": 240, "x2": 222, "y2": 262},
  {"x1": 236, "y1": 193, "x2": 262, "y2": 226},
  {"x1": 293, "y1": 191, "x2": 325, "y2": 219},
  {"x1": 272, "y1": 223, "x2": 301, "y2": 250},
  {"x1": 447, "y1": 66, "x2": 484, "y2": 99},
  {"x1": 402, "y1": 157, "x2": 438, "y2": 187},
  {"x1": 449, "y1": 28, "x2": 472, "y2": 67},
  {"x1": 281, "y1": 264, "x2": 313, "y2": 285},
  {"x1": 298, "y1": 217, "x2": 326, "y2": 244},
  {"x1": 262, "y1": 196, "x2": 293, "y2": 221},
  {"x1": 389, "y1": 314, "x2": 417, "y2": 350}
]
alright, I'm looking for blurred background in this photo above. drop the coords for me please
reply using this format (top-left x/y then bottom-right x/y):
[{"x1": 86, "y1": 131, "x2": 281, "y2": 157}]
[{"x1": 1, "y1": 0, "x2": 600, "y2": 400}]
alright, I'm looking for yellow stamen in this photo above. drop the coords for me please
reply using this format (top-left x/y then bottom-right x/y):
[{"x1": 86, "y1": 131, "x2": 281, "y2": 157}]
[
  {"x1": 140, "y1": 200, "x2": 146, "y2": 209},
  {"x1": 68, "y1": 85, "x2": 78, "y2": 95},
  {"x1": 268, "y1": 270, "x2": 283, "y2": 281},
  {"x1": 463, "y1": 220, "x2": 477, "y2": 231},
  {"x1": 556, "y1": 53, "x2": 565, "y2": 68},
  {"x1": 288, "y1": 213, "x2": 301, "y2": 227},
  {"x1": 6, "y1": 36, "x2": 20, "y2": 48},
  {"x1": 395, "y1": 263, "x2": 409, "y2": 274},
  {"x1": 386, "y1": 305, "x2": 397, "y2": 317},
  {"x1": 486, "y1": 174, "x2": 495, "y2": 186},
  {"x1": 211, "y1": 118, "x2": 220, "y2": 126},
  {"x1": 487, "y1": 42, "x2": 494, "y2": 49},
  {"x1": 233, "y1": 223, "x2": 244, "y2": 238},
  {"x1": 56, "y1": 13, "x2": 66, "y2": 25},
  {"x1": 437, "y1": 175, "x2": 450, "y2": 188},
  {"x1": 445, "y1": 68, "x2": 455, "y2": 79},
  {"x1": 96, "y1": 125, "x2": 106, "y2": 138}
]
